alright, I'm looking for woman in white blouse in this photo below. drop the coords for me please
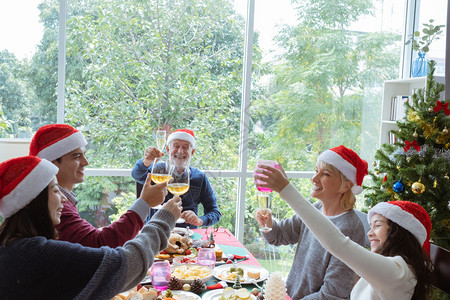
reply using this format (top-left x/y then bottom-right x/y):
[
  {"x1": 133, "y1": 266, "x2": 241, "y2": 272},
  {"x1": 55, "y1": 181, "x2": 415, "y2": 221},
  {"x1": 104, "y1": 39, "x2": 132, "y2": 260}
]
[{"x1": 255, "y1": 161, "x2": 433, "y2": 300}]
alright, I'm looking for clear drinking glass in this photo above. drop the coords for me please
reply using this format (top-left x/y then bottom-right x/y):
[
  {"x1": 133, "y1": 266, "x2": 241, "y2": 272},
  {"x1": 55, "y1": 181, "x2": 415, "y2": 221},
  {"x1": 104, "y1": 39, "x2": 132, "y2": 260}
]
[
  {"x1": 257, "y1": 191, "x2": 273, "y2": 233},
  {"x1": 156, "y1": 129, "x2": 167, "y2": 151},
  {"x1": 197, "y1": 247, "x2": 216, "y2": 268},
  {"x1": 150, "y1": 261, "x2": 171, "y2": 291},
  {"x1": 151, "y1": 158, "x2": 174, "y2": 184}
]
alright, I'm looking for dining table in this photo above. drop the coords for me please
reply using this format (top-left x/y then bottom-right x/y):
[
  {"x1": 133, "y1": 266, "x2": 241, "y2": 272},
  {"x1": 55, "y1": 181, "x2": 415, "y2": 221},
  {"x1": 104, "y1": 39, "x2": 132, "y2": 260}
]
[{"x1": 188, "y1": 227, "x2": 291, "y2": 299}]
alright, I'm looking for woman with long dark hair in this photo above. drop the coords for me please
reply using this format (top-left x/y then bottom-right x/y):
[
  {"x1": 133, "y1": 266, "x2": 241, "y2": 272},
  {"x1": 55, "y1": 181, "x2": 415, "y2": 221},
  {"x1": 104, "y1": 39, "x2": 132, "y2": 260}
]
[
  {"x1": 0, "y1": 155, "x2": 181, "y2": 299},
  {"x1": 255, "y1": 155, "x2": 433, "y2": 299}
]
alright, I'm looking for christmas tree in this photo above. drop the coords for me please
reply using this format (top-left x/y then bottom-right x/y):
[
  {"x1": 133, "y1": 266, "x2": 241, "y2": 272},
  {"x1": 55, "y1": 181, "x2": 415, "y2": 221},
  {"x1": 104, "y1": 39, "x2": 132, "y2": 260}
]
[{"x1": 365, "y1": 60, "x2": 450, "y2": 249}]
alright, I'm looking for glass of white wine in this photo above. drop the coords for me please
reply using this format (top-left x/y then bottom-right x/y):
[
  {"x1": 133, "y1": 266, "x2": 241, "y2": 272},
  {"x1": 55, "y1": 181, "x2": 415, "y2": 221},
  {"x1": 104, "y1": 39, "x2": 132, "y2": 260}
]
[
  {"x1": 257, "y1": 191, "x2": 272, "y2": 233},
  {"x1": 151, "y1": 158, "x2": 174, "y2": 184},
  {"x1": 156, "y1": 130, "x2": 167, "y2": 151},
  {"x1": 168, "y1": 165, "x2": 190, "y2": 223}
]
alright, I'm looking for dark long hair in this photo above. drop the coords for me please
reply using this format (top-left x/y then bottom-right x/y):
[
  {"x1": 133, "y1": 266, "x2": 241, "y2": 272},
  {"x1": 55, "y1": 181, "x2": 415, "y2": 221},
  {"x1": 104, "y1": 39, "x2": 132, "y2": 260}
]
[
  {"x1": 376, "y1": 220, "x2": 432, "y2": 300},
  {"x1": 0, "y1": 186, "x2": 57, "y2": 246}
]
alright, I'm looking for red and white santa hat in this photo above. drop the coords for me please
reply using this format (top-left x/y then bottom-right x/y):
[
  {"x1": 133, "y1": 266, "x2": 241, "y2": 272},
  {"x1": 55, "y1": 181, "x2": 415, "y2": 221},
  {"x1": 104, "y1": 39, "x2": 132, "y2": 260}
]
[
  {"x1": 166, "y1": 129, "x2": 195, "y2": 149},
  {"x1": 29, "y1": 124, "x2": 87, "y2": 162},
  {"x1": 368, "y1": 201, "x2": 431, "y2": 254},
  {"x1": 0, "y1": 156, "x2": 58, "y2": 218},
  {"x1": 317, "y1": 145, "x2": 368, "y2": 195}
]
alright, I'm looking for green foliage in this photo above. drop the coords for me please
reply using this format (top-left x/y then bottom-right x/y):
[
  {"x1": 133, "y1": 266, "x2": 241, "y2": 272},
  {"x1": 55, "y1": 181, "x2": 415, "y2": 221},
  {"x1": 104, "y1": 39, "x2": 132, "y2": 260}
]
[
  {"x1": 0, "y1": 104, "x2": 14, "y2": 136},
  {"x1": 405, "y1": 19, "x2": 445, "y2": 53},
  {"x1": 365, "y1": 61, "x2": 450, "y2": 249},
  {"x1": 253, "y1": 0, "x2": 399, "y2": 170},
  {"x1": 110, "y1": 192, "x2": 137, "y2": 222},
  {"x1": 63, "y1": 0, "x2": 248, "y2": 170},
  {"x1": 0, "y1": 50, "x2": 33, "y2": 137}
]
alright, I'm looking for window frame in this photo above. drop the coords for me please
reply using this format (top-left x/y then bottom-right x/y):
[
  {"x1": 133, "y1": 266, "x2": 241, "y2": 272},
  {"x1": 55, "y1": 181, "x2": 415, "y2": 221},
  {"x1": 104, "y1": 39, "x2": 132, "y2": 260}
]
[{"x1": 54, "y1": 0, "x2": 434, "y2": 242}]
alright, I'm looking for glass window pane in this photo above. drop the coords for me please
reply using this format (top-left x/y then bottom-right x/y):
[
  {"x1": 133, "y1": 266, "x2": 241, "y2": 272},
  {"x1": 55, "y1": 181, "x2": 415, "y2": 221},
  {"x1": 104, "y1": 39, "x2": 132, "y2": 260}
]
[
  {"x1": 416, "y1": 0, "x2": 447, "y2": 76},
  {"x1": 245, "y1": 0, "x2": 408, "y2": 276},
  {"x1": 0, "y1": 0, "x2": 56, "y2": 138},
  {"x1": 65, "y1": 0, "x2": 245, "y2": 170}
]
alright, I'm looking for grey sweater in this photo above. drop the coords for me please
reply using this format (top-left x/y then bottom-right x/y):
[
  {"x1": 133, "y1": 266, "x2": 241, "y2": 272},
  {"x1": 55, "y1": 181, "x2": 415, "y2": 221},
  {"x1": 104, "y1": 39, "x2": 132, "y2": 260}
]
[
  {"x1": 263, "y1": 200, "x2": 365, "y2": 299},
  {"x1": 0, "y1": 208, "x2": 175, "y2": 299}
]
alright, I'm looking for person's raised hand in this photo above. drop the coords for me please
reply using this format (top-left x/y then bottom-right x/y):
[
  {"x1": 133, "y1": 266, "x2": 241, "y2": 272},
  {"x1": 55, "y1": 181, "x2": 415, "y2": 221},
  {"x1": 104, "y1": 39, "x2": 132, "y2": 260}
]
[
  {"x1": 143, "y1": 146, "x2": 164, "y2": 167},
  {"x1": 162, "y1": 196, "x2": 182, "y2": 221},
  {"x1": 254, "y1": 164, "x2": 290, "y2": 193},
  {"x1": 181, "y1": 210, "x2": 203, "y2": 227},
  {"x1": 254, "y1": 209, "x2": 273, "y2": 229},
  {"x1": 140, "y1": 173, "x2": 167, "y2": 207}
]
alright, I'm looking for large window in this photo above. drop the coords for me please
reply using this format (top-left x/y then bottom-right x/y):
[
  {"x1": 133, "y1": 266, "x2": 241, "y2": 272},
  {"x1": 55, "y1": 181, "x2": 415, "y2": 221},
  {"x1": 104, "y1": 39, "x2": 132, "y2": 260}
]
[{"x1": 0, "y1": 0, "x2": 447, "y2": 277}]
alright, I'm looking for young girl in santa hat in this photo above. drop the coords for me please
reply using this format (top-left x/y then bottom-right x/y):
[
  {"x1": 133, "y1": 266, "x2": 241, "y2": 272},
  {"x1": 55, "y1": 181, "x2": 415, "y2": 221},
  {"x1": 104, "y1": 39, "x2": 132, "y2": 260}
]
[
  {"x1": 0, "y1": 156, "x2": 181, "y2": 299},
  {"x1": 255, "y1": 145, "x2": 432, "y2": 299},
  {"x1": 254, "y1": 145, "x2": 367, "y2": 299}
]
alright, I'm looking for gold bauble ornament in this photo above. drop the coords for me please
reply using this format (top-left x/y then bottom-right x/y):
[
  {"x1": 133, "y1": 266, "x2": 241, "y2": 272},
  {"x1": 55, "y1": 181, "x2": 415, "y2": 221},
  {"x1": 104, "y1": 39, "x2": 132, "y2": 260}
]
[
  {"x1": 372, "y1": 161, "x2": 376, "y2": 167},
  {"x1": 445, "y1": 174, "x2": 449, "y2": 180},
  {"x1": 443, "y1": 127, "x2": 448, "y2": 134},
  {"x1": 413, "y1": 130, "x2": 418, "y2": 138},
  {"x1": 428, "y1": 107, "x2": 433, "y2": 112},
  {"x1": 411, "y1": 181, "x2": 426, "y2": 194}
]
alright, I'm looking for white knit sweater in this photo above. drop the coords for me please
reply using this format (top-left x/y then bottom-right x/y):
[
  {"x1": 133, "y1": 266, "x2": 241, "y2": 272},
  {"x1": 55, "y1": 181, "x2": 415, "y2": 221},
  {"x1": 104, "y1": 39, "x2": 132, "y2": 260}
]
[{"x1": 280, "y1": 183, "x2": 417, "y2": 300}]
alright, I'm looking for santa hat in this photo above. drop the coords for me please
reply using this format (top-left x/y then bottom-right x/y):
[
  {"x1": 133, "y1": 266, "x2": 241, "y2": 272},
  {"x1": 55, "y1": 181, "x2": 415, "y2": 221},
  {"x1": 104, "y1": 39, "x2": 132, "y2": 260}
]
[
  {"x1": 166, "y1": 129, "x2": 195, "y2": 149},
  {"x1": 0, "y1": 156, "x2": 58, "y2": 218},
  {"x1": 29, "y1": 124, "x2": 87, "y2": 161},
  {"x1": 317, "y1": 145, "x2": 368, "y2": 195},
  {"x1": 368, "y1": 201, "x2": 431, "y2": 255}
]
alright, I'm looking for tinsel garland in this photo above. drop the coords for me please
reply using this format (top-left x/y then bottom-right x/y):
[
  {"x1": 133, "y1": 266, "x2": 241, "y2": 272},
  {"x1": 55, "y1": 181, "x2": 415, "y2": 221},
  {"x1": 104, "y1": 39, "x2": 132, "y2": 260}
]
[{"x1": 390, "y1": 144, "x2": 450, "y2": 163}]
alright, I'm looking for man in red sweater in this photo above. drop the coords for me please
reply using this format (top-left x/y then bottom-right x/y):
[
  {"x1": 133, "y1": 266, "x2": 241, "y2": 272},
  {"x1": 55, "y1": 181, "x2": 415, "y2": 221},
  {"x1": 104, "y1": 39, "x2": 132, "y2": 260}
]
[{"x1": 29, "y1": 124, "x2": 166, "y2": 247}]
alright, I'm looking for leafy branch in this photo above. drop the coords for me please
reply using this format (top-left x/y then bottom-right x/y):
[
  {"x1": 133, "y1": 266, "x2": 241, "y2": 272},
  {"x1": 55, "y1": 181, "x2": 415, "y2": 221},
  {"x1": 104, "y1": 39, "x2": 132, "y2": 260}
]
[{"x1": 405, "y1": 19, "x2": 445, "y2": 53}]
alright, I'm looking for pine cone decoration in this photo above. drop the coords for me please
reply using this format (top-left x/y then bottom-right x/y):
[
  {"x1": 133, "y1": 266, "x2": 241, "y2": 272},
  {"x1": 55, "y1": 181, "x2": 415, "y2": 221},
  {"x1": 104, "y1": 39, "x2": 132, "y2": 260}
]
[
  {"x1": 263, "y1": 273, "x2": 287, "y2": 300},
  {"x1": 190, "y1": 279, "x2": 205, "y2": 294},
  {"x1": 168, "y1": 276, "x2": 183, "y2": 290}
]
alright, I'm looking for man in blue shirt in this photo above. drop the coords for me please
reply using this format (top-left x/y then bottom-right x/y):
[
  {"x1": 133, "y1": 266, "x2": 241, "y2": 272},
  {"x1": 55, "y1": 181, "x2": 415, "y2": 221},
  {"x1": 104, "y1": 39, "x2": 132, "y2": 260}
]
[{"x1": 131, "y1": 129, "x2": 221, "y2": 228}]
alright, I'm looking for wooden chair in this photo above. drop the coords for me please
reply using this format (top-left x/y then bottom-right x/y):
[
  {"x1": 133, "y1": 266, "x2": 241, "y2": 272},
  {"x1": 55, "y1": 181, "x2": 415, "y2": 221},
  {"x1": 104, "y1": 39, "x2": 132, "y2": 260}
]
[{"x1": 430, "y1": 243, "x2": 450, "y2": 294}]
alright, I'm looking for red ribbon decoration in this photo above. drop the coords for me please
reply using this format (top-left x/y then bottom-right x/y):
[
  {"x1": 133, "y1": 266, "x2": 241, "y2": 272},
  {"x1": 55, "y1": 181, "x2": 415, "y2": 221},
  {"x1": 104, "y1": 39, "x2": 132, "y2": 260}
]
[
  {"x1": 404, "y1": 140, "x2": 421, "y2": 152},
  {"x1": 433, "y1": 100, "x2": 450, "y2": 115}
]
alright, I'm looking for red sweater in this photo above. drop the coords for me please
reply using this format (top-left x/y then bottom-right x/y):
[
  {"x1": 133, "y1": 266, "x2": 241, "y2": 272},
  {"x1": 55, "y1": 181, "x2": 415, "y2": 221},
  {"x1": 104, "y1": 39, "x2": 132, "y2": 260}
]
[{"x1": 56, "y1": 200, "x2": 144, "y2": 248}]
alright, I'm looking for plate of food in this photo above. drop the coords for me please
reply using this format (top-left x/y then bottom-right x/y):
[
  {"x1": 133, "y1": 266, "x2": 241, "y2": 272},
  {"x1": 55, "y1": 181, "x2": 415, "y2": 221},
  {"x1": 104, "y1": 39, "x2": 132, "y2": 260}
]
[
  {"x1": 202, "y1": 288, "x2": 257, "y2": 300},
  {"x1": 213, "y1": 264, "x2": 269, "y2": 284},
  {"x1": 170, "y1": 264, "x2": 213, "y2": 284},
  {"x1": 162, "y1": 290, "x2": 201, "y2": 300},
  {"x1": 172, "y1": 227, "x2": 194, "y2": 237},
  {"x1": 173, "y1": 255, "x2": 197, "y2": 265}
]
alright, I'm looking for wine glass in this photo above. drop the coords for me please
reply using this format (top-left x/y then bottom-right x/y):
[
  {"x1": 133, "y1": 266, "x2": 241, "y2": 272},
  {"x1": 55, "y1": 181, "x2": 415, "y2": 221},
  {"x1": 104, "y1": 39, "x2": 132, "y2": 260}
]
[
  {"x1": 257, "y1": 191, "x2": 273, "y2": 233},
  {"x1": 151, "y1": 158, "x2": 174, "y2": 184},
  {"x1": 254, "y1": 160, "x2": 279, "y2": 233},
  {"x1": 168, "y1": 166, "x2": 190, "y2": 223},
  {"x1": 155, "y1": 129, "x2": 167, "y2": 151}
]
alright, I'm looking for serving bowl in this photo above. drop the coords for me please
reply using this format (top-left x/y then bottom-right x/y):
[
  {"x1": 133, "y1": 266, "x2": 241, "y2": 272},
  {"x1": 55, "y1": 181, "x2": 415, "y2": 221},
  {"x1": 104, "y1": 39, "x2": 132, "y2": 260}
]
[{"x1": 170, "y1": 264, "x2": 213, "y2": 284}]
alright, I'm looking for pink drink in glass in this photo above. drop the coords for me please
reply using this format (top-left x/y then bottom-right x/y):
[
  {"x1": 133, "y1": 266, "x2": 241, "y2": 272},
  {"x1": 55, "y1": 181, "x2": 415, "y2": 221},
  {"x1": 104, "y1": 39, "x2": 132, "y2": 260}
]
[
  {"x1": 255, "y1": 160, "x2": 280, "y2": 193},
  {"x1": 150, "y1": 261, "x2": 171, "y2": 291},
  {"x1": 197, "y1": 248, "x2": 216, "y2": 268}
]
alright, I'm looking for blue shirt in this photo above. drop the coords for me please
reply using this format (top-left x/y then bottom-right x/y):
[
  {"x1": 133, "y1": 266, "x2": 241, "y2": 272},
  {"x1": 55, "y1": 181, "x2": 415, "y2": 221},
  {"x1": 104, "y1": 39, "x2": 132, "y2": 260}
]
[{"x1": 131, "y1": 159, "x2": 221, "y2": 228}]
